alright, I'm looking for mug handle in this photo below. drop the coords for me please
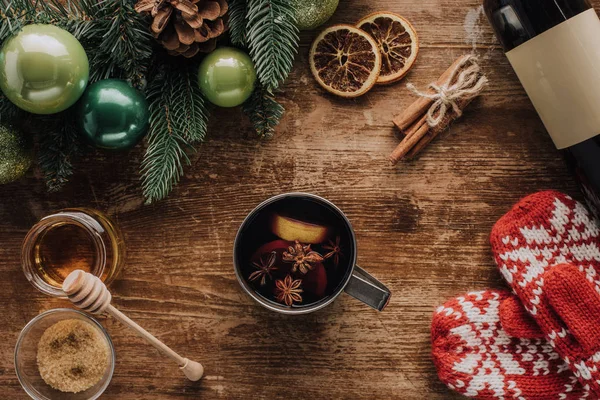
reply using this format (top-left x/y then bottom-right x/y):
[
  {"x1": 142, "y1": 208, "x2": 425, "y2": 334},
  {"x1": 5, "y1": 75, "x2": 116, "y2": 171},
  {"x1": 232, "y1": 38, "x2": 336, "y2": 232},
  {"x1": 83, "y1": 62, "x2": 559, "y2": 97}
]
[{"x1": 344, "y1": 265, "x2": 391, "y2": 311}]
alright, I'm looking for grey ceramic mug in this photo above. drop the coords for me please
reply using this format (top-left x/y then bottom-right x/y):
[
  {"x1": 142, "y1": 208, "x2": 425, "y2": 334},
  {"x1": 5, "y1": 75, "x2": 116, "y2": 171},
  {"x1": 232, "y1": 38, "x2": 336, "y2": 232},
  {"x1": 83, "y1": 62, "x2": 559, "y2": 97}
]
[{"x1": 233, "y1": 193, "x2": 391, "y2": 314}]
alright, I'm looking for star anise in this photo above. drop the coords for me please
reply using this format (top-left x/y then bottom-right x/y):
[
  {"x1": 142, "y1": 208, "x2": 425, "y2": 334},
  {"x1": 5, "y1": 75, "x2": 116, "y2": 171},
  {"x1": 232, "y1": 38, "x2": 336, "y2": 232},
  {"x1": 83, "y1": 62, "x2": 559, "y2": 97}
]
[
  {"x1": 274, "y1": 275, "x2": 303, "y2": 306},
  {"x1": 323, "y1": 236, "x2": 344, "y2": 267},
  {"x1": 282, "y1": 240, "x2": 324, "y2": 274},
  {"x1": 248, "y1": 251, "x2": 277, "y2": 286}
]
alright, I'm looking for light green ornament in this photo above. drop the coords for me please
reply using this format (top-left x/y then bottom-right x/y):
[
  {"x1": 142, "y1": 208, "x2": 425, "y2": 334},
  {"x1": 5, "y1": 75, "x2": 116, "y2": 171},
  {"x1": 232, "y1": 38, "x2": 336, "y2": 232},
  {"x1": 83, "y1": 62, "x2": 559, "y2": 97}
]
[
  {"x1": 0, "y1": 24, "x2": 89, "y2": 115},
  {"x1": 198, "y1": 47, "x2": 256, "y2": 108},
  {"x1": 293, "y1": 0, "x2": 339, "y2": 30},
  {"x1": 0, "y1": 125, "x2": 32, "y2": 184}
]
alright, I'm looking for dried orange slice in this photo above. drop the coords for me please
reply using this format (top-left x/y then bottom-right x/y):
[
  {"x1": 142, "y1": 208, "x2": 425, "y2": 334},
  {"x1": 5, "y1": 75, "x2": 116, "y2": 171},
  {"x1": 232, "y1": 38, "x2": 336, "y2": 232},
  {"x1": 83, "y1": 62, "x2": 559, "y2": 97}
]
[
  {"x1": 357, "y1": 12, "x2": 419, "y2": 85},
  {"x1": 309, "y1": 24, "x2": 381, "y2": 98}
]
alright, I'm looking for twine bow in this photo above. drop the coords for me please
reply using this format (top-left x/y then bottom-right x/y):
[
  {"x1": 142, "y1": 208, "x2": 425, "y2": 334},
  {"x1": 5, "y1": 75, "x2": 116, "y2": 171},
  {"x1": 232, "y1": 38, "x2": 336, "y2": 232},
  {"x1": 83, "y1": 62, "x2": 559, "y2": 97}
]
[{"x1": 406, "y1": 55, "x2": 488, "y2": 127}]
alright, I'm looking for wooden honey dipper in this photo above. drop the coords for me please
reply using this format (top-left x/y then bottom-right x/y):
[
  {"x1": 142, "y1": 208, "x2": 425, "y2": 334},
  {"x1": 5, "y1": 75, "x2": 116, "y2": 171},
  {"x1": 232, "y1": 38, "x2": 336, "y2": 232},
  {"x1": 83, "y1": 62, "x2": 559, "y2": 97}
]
[{"x1": 62, "y1": 270, "x2": 204, "y2": 381}]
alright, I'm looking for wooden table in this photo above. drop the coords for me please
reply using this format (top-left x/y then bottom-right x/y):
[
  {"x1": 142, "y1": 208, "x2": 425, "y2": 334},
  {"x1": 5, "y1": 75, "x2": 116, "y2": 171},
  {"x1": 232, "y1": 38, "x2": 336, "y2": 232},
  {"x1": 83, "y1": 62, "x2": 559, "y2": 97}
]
[{"x1": 0, "y1": 0, "x2": 589, "y2": 398}]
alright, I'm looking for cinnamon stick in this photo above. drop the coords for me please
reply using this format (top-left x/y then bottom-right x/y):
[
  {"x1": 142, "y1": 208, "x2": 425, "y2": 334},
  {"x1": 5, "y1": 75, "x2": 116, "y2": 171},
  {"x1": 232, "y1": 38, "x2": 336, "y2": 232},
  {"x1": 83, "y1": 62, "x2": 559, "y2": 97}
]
[
  {"x1": 390, "y1": 55, "x2": 484, "y2": 165},
  {"x1": 406, "y1": 95, "x2": 477, "y2": 159},
  {"x1": 392, "y1": 55, "x2": 469, "y2": 133},
  {"x1": 389, "y1": 114, "x2": 429, "y2": 162},
  {"x1": 406, "y1": 129, "x2": 437, "y2": 159}
]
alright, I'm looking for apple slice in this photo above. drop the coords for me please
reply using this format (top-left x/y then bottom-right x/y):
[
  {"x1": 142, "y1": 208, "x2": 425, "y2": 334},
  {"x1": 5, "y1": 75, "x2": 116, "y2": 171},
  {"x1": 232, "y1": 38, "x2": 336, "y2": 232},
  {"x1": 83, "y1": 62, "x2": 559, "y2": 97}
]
[
  {"x1": 303, "y1": 262, "x2": 328, "y2": 298},
  {"x1": 271, "y1": 214, "x2": 329, "y2": 244},
  {"x1": 251, "y1": 240, "x2": 292, "y2": 261},
  {"x1": 249, "y1": 240, "x2": 293, "y2": 284}
]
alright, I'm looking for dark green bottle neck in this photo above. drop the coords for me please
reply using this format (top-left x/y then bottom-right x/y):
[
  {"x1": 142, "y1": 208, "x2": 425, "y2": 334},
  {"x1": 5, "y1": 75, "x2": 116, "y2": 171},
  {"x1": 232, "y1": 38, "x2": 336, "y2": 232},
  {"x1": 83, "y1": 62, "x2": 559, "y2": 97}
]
[{"x1": 483, "y1": 0, "x2": 592, "y2": 51}]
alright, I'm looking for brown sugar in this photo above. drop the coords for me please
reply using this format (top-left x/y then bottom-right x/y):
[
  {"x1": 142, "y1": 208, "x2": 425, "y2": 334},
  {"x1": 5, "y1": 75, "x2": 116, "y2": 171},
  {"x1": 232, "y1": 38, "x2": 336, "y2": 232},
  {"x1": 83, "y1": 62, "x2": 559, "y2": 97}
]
[{"x1": 37, "y1": 319, "x2": 109, "y2": 393}]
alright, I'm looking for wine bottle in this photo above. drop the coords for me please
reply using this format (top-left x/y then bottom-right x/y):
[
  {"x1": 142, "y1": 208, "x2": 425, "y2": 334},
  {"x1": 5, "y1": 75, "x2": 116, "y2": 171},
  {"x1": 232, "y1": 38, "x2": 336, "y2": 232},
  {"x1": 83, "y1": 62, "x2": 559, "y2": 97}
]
[{"x1": 484, "y1": 0, "x2": 600, "y2": 218}]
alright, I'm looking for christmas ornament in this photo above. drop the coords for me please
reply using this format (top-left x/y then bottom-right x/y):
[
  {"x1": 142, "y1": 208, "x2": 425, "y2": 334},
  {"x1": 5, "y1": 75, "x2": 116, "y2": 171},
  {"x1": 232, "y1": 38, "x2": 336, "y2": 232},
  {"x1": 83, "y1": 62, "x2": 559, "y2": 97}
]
[
  {"x1": 135, "y1": 0, "x2": 228, "y2": 58},
  {"x1": 432, "y1": 290, "x2": 586, "y2": 399},
  {"x1": 293, "y1": 0, "x2": 339, "y2": 30},
  {"x1": 0, "y1": 24, "x2": 89, "y2": 114},
  {"x1": 77, "y1": 79, "x2": 149, "y2": 150},
  {"x1": 491, "y1": 191, "x2": 600, "y2": 396},
  {"x1": 198, "y1": 47, "x2": 256, "y2": 108},
  {"x1": 0, "y1": 125, "x2": 32, "y2": 184}
]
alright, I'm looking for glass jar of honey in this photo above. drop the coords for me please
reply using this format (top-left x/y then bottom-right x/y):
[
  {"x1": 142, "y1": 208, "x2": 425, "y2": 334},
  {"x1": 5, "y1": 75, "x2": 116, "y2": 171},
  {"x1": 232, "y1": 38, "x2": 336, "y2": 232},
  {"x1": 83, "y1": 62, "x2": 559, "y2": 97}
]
[{"x1": 21, "y1": 209, "x2": 125, "y2": 297}]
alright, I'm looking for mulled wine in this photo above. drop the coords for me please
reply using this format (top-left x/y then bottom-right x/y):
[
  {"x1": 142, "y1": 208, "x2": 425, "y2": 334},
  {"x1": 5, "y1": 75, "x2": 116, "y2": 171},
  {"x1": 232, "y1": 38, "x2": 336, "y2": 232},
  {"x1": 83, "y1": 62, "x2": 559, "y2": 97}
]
[{"x1": 235, "y1": 195, "x2": 355, "y2": 309}]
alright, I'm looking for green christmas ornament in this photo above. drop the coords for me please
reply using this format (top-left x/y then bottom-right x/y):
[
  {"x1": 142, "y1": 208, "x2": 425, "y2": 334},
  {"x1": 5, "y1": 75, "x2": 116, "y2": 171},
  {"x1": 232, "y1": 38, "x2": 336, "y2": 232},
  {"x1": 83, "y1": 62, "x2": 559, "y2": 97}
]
[
  {"x1": 77, "y1": 79, "x2": 149, "y2": 151},
  {"x1": 198, "y1": 47, "x2": 256, "y2": 108},
  {"x1": 0, "y1": 24, "x2": 89, "y2": 115},
  {"x1": 293, "y1": 0, "x2": 339, "y2": 30},
  {"x1": 0, "y1": 125, "x2": 32, "y2": 184}
]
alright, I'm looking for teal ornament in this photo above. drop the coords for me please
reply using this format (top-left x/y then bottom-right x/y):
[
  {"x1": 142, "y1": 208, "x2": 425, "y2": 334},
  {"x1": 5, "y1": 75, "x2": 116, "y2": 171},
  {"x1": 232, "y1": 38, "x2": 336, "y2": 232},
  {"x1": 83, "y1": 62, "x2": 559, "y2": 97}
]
[
  {"x1": 0, "y1": 124, "x2": 32, "y2": 184},
  {"x1": 198, "y1": 47, "x2": 256, "y2": 108},
  {"x1": 293, "y1": 0, "x2": 339, "y2": 30},
  {"x1": 0, "y1": 24, "x2": 89, "y2": 114},
  {"x1": 77, "y1": 79, "x2": 149, "y2": 151}
]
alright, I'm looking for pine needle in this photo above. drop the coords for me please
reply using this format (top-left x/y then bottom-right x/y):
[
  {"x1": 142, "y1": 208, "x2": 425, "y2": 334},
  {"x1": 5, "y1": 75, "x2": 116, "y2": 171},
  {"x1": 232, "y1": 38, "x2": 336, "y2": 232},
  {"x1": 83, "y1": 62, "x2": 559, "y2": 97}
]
[
  {"x1": 231, "y1": 0, "x2": 296, "y2": 137},
  {"x1": 179, "y1": 61, "x2": 209, "y2": 143},
  {"x1": 243, "y1": 84, "x2": 284, "y2": 138},
  {"x1": 141, "y1": 60, "x2": 210, "y2": 204},
  {"x1": 246, "y1": 0, "x2": 299, "y2": 90},
  {"x1": 228, "y1": 0, "x2": 248, "y2": 46},
  {"x1": 83, "y1": 0, "x2": 153, "y2": 88},
  {"x1": 37, "y1": 113, "x2": 80, "y2": 192}
]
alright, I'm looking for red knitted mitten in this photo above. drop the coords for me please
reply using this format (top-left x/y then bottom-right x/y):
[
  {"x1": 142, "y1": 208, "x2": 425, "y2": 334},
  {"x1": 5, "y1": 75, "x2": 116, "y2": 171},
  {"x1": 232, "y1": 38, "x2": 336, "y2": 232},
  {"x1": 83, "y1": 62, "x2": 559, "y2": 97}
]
[
  {"x1": 432, "y1": 290, "x2": 585, "y2": 399},
  {"x1": 491, "y1": 191, "x2": 600, "y2": 395}
]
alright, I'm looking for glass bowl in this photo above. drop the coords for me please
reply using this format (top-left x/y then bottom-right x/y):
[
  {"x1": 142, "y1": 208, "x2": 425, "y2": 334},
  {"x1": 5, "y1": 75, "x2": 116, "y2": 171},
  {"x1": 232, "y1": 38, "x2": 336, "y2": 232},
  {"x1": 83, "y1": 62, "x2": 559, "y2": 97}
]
[{"x1": 14, "y1": 309, "x2": 115, "y2": 400}]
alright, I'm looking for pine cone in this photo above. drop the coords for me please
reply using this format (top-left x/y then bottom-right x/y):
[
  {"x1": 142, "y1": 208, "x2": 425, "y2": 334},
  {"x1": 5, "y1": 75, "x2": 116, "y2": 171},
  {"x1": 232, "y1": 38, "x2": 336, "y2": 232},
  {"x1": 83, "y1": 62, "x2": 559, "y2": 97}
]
[{"x1": 135, "y1": 0, "x2": 228, "y2": 58}]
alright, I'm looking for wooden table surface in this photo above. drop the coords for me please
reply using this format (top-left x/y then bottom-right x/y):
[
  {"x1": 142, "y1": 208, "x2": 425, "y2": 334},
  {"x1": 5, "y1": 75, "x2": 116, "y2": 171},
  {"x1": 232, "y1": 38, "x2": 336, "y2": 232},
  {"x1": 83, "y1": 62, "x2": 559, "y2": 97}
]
[{"x1": 0, "y1": 0, "x2": 589, "y2": 398}]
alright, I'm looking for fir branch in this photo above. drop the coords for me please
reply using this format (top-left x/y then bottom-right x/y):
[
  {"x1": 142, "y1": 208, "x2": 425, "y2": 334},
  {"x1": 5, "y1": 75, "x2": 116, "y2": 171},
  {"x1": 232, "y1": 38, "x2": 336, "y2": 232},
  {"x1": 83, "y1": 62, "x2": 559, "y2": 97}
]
[
  {"x1": 37, "y1": 113, "x2": 80, "y2": 192},
  {"x1": 0, "y1": 0, "x2": 35, "y2": 43},
  {"x1": 246, "y1": 0, "x2": 298, "y2": 90},
  {"x1": 243, "y1": 84, "x2": 283, "y2": 138},
  {"x1": 228, "y1": 0, "x2": 248, "y2": 46},
  {"x1": 84, "y1": 1, "x2": 153, "y2": 88},
  {"x1": 141, "y1": 60, "x2": 210, "y2": 204},
  {"x1": 0, "y1": 0, "x2": 87, "y2": 38},
  {"x1": 179, "y1": 61, "x2": 209, "y2": 142}
]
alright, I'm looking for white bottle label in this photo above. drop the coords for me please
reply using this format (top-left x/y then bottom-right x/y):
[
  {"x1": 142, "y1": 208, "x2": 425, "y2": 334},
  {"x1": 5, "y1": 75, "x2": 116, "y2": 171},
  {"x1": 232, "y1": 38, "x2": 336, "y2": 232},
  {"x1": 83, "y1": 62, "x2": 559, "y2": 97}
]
[{"x1": 506, "y1": 8, "x2": 600, "y2": 149}]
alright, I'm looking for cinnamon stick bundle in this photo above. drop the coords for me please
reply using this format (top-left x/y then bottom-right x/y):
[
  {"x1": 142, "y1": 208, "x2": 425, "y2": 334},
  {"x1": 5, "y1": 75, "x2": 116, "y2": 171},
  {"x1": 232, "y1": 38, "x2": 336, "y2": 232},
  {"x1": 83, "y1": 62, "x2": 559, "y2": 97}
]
[{"x1": 390, "y1": 55, "x2": 487, "y2": 165}]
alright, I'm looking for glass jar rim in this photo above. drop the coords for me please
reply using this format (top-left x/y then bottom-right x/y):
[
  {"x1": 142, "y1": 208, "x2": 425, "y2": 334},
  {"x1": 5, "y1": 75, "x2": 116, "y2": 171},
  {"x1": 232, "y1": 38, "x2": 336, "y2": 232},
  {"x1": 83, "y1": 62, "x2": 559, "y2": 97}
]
[{"x1": 21, "y1": 211, "x2": 108, "y2": 298}]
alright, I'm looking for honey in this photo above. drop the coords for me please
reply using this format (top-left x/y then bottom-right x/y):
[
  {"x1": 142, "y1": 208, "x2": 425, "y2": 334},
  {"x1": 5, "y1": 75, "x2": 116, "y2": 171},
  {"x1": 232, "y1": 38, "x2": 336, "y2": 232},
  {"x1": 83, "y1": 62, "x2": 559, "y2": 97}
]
[
  {"x1": 22, "y1": 209, "x2": 125, "y2": 297},
  {"x1": 34, "y1": 224, "x2": 97, "y2": 288}
]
